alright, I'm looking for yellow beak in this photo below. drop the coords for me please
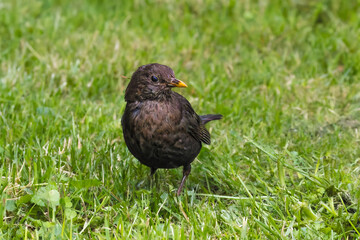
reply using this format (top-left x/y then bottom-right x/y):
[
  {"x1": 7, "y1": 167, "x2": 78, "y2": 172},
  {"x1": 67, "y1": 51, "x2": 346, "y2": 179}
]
[{"x1": 169, "y1": 78, "x2": 188, "y2": 88}]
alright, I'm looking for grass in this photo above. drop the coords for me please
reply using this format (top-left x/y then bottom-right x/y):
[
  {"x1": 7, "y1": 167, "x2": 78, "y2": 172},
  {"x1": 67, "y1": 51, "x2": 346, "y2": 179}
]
[{"x1": 1, "y1": 0, "x2": 360, "y2": 238}]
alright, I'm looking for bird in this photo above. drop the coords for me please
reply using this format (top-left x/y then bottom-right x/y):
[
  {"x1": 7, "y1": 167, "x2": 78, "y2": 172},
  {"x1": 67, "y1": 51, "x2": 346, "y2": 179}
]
[{"x1": 121, "y1": 63, "x2": 222, "y2": 195}]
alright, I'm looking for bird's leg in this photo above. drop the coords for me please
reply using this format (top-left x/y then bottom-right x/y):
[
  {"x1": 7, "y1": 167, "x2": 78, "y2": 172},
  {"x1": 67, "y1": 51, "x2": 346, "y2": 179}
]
[
  {"x1": 177, "y1": 164, "x2": 191, "y2": 196},
  {"x1": 149, "y1": 167, "x2": 157, "y2": 190},
  {"x1": 150, "y1": 167, "x2": 157, "y2": 176}
]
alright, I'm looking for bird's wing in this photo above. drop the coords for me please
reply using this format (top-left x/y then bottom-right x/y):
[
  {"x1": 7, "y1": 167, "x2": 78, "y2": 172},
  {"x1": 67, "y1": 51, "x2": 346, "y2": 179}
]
[{"x1": 177, "y1": 94, "x2": 211, "y2": 145}]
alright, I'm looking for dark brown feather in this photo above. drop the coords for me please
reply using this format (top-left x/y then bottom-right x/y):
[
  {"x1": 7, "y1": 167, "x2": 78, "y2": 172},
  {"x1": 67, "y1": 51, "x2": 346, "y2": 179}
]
[{"x1": 121, "y1": 63, "x2": 222, "y2": 195}]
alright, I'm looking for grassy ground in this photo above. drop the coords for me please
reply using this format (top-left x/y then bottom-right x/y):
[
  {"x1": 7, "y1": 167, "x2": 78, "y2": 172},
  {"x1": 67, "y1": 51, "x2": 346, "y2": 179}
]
[{"x1": 1, "y1": 0, "x2": 360, "y2": 239}]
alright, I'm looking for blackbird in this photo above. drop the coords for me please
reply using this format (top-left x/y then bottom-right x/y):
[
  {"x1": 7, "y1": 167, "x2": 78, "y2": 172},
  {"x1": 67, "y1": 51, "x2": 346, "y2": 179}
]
[{"x1": 121, "y1": 63, "x2": 222, "y2": 195}]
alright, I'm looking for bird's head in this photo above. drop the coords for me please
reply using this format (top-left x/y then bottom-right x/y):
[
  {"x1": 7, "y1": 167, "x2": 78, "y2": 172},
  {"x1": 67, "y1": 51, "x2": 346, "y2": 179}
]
[{"x1": 125, "y1": 63, "x2": 187, "y2": 102}]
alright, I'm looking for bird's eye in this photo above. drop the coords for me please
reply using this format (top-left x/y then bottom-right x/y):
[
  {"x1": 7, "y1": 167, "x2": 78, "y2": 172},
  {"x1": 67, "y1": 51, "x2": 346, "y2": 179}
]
[{"x1": 151, "y1": 76, "x2": 158, "y2": 82}]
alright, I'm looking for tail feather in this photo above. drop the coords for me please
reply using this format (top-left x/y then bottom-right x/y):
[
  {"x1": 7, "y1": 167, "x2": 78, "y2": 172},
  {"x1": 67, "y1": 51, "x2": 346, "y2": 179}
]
[{"x1": 200, "y1": 114, "x2": 223, "y2": 124}]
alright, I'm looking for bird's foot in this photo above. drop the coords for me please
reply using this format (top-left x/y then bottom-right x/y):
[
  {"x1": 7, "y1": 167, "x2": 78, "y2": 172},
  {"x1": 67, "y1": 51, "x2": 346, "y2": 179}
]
[{"x1": 177, "y1": 164, "x2": 191, "y2": 196}]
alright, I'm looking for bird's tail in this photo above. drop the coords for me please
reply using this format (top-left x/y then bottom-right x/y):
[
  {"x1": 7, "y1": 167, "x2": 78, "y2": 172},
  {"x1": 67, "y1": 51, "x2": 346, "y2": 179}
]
[{"x1": 200, "y1": 114, "x2": 223, "y2": 124}]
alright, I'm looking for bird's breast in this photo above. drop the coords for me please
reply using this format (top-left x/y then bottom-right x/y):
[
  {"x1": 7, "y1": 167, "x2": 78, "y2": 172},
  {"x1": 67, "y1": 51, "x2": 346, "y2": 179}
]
[
  {"x1": 124, "y1": 100, "x2": 200, "y2": 165},
  {"x1": 134, "y1": 100, "x2": 182, "y2": 139}
]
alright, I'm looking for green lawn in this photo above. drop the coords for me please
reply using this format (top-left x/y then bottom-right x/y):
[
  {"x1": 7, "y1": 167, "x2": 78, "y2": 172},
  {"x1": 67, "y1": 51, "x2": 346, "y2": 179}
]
[{"x1": 1, "y1": 0, "x2": 360, "y2": 239}]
